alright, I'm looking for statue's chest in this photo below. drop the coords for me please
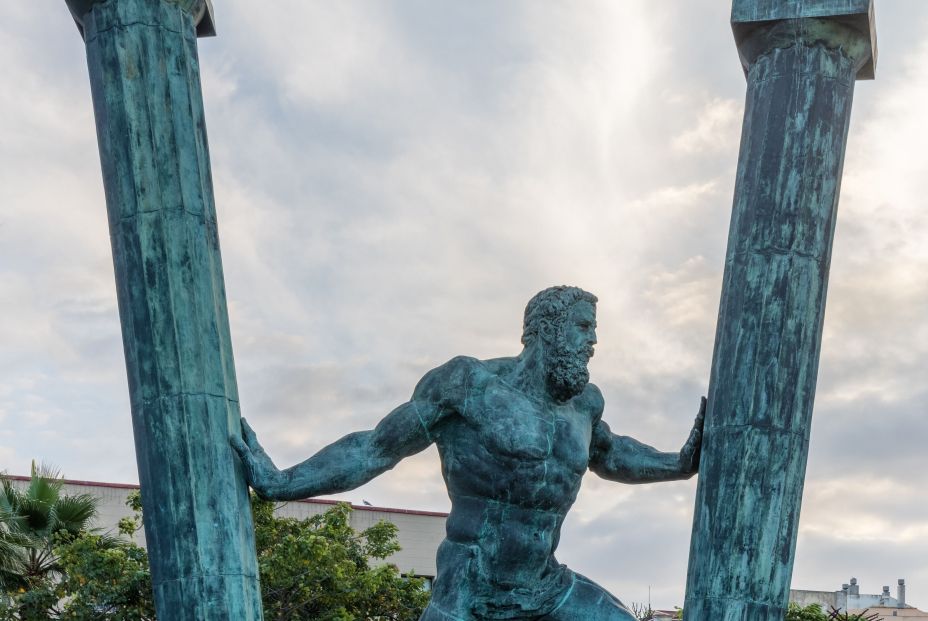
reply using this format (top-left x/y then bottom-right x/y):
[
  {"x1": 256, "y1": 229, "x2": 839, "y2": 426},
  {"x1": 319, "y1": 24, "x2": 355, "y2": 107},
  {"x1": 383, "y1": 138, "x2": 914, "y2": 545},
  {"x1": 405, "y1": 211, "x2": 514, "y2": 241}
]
[{"x1": 474, "y1": 380, "x2": 591, "y2": 471}]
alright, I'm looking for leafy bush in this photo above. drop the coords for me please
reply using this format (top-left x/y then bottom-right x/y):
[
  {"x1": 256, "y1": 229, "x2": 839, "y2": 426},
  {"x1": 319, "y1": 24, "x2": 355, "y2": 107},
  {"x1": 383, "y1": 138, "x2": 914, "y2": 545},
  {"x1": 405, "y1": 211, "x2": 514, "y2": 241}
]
[
  {"x1": 252, "y1": 497, "x2": 429, "y2": 620},
  {"x1": 2, "y1": 475, "x2": 429, "y2": 620}
]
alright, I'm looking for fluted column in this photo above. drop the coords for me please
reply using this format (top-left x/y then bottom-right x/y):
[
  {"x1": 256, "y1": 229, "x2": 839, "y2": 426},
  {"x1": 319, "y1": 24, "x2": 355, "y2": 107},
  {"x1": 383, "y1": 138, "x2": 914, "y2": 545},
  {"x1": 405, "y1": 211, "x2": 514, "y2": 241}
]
[
  {"x1": 63, "y1": 1, "x2": 262, "y2": 618},
  {"x1": 684, "y1": 3, "x2": 876, "y2": 620}
]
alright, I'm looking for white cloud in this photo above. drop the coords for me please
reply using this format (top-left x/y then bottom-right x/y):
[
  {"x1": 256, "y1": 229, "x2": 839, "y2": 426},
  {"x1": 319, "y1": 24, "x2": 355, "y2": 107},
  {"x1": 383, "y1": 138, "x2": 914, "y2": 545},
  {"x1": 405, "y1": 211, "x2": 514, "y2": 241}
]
[
  {"x1": 672, "y1": 97, "x2": 742, "y2": 154},
  {"x1": 1, "y1": 0, "x2": 928, "y2": 611}
]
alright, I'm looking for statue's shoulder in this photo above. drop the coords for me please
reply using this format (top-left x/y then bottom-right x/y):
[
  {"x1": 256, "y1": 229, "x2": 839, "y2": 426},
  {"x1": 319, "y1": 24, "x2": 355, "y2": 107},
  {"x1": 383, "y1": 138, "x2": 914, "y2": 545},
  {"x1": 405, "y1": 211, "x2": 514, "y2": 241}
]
[
  {"x1": 478, "y1": 355, "x2": 517, "y2": 376},
  {"x1": 576, "y1": 383, "x2": 606, "y2": 421},
  {"x1": 437, "y1": 355, "x2": 485, "y2": 379},
  {"x1": 413, "y1": 355, "x2": 483, "y2": 404}
]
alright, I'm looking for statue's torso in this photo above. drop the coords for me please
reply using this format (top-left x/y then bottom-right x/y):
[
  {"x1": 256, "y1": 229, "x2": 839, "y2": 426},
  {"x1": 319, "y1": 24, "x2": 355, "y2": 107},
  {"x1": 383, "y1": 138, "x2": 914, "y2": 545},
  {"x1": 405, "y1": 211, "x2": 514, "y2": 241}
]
[
  {"x1": 431, "y1": 359, "x2": 600, "y2": 614},
  {"x1": 439, "y1": 374, "x2": 594, "y2": 512}
]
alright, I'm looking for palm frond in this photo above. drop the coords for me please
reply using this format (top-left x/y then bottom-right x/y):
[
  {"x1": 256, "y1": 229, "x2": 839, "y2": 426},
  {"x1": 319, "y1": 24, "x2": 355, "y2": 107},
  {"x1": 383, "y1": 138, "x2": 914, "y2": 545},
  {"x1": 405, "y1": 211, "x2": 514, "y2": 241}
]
[
  {"x1": 16, "y1": 496, "x2": 54, "y2": 534},
  {"x1": 23, "y1": 545, "x2": 62, "y2": 583},
  {"x1": 0, "y1": 476, "x2": 15, "y2": 509},
  {"x1": 0, "y1": 510, "x2": 32, "y2": 589},
  {"x1": 26, "y1": 461, "x2": 63, "y2": 509},
  {"x1": 87, "y1": 527, "x2": 131, "y2": 550},
  {"x1": 0, "y1": 462, "x2": 102, "y2": 585},
  {"x1": 52, "y1": 493, "x2": 99, "y2": 535}
]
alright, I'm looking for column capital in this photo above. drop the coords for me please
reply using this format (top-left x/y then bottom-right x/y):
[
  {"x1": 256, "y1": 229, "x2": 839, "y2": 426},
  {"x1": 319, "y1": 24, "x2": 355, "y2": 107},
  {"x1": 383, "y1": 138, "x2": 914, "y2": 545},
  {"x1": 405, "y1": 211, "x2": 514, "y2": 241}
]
[
  {"x1": 731, "y1": 0, "x2": 876, "y2": 79},
  {"x1": 65, "y1": 0, "x2": 215, "y2": 38}
]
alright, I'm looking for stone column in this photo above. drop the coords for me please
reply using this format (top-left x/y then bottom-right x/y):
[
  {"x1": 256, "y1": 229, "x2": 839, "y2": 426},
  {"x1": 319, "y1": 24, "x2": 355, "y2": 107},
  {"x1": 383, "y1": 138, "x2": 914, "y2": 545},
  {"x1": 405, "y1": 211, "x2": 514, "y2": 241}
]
[
  {"x1": 684, "y1": 3, "x2": 876, "y2": 620},
  {"x1": 63, "y1": 1, "x2": 263, "y2": 618}
]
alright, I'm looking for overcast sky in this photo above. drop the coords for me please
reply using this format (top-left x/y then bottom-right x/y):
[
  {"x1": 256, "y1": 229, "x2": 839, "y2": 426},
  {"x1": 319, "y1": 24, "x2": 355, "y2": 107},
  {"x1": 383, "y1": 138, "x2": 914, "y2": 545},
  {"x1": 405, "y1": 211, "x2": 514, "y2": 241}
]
[{"x1": 2, "y1": 0, "x2": 927, "y2": 611}]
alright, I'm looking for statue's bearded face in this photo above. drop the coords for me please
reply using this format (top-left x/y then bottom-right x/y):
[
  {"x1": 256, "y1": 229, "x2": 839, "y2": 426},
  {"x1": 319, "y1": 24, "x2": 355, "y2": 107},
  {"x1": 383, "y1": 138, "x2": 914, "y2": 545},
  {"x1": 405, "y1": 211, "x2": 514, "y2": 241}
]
[{"x1": 544, "y1": 301, "x2": 597, "y2": 403}]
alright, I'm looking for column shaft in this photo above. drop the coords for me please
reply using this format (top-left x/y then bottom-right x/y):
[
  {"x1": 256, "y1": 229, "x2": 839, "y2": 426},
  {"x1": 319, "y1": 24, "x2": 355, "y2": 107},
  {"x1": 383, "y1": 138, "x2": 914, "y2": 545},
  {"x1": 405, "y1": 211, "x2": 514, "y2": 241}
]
[
  {"x1": 74, "y1": 1, "x2": 263, "y2": 618},
  {"x1": 684, "y1": 19, "x2": 870, "y2": 620}
]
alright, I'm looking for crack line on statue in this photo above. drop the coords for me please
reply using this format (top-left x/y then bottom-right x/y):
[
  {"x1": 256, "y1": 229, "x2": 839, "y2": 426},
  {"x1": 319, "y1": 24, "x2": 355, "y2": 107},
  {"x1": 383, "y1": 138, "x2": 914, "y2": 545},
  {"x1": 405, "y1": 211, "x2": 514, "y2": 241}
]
[
  {"x1": 136, "y1": 391, "x2": 238, "y2": 407},
  {"x1": 86, "y1": 21, "x2": 186, "y2": 43}
]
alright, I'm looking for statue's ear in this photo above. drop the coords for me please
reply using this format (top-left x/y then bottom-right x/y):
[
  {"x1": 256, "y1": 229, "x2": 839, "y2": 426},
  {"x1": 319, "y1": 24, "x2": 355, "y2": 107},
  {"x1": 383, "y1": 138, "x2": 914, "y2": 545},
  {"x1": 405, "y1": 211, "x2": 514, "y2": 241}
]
[{"x1": 538, "y1": 318, "x2": 555, "y2": 343}]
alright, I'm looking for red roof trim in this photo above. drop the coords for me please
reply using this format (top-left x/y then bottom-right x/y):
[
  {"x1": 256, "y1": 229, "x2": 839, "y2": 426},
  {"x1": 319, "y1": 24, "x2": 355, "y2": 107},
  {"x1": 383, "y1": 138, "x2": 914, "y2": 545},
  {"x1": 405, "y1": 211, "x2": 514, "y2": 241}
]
[
  {"x1": 4, "y1": 475, "x2": 141, "y2": 491},
  {"x1": 291, "y1": 497, "x2": 449, "y2": 518},
  {"x1": 3, "y1": 475, "x2": 449, "y2": 518}
]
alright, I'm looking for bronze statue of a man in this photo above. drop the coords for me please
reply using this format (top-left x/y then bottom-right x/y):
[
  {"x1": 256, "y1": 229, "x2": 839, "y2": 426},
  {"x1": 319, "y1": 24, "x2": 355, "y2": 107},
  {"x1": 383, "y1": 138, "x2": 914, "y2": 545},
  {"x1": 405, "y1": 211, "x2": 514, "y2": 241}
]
[{"x1": 233, "y1": 286, "x2": 704, "y2": 620}]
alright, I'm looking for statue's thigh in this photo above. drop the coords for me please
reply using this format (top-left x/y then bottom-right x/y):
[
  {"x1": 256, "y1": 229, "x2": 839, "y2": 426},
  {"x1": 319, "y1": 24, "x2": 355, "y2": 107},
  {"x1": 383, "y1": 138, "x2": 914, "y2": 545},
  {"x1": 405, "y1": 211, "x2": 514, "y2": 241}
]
[
  {"x1": 419, "y1": 603, "x2": 466, "y2": 621},
  {"x1": 544, "y1": 574, "x2": 637, "y2": 621}
]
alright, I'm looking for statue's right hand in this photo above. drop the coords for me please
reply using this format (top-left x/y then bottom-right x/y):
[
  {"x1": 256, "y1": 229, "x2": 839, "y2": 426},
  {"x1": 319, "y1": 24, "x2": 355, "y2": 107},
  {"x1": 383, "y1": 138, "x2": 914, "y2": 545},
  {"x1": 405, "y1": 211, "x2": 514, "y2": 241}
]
[{"x1": 230, "y1": 418, "x2": 282, "y2": 498}]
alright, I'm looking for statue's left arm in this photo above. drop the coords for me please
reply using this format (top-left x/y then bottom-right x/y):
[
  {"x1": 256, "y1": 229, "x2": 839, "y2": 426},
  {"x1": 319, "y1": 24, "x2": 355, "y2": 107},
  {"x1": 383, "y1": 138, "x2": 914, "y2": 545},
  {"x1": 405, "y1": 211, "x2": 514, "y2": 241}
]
[
  {"x1": 588, "y1": 394, "x2": 705, "y2": 483},
  {"x1": 230, "y1": 356, "x2": 472, "y2": 500},
  {"x1": 231, "y1": 401, "x2": 431, "y2": 501}
]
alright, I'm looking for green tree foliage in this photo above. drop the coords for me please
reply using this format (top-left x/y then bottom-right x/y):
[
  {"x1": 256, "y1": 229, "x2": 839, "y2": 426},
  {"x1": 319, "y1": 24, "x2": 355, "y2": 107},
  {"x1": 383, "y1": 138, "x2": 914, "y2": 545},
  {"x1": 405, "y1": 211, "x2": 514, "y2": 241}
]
[
  {"x1": 0, "y1": 474, "x2": 151, "y2": 620},
  {"x1": 0, "y1": 464, "x2": 100, "y2": 589},
  {"x1": 2, "y1": 475, "x2": 429, "y2": 620},
  {"x1": 629, "y1": 602, "x2": 654, "y2": 620},
  {"x1": 826, "y1": 608, "x2": 880, "y2": 621},
  {"x1": 786, "y1": 602, "x2": 829, "y2": 621},
  {"x1": 0, "y1": 530, "x2": 156, "y2": 621},
  {"x1": 42, "y1": 490, "x2": 155, "y2": 620},
  {"x1": 252, "y1": 497, "x2": 429, "y2": 620},
  {"x1": 783, "y1": 603, "x2": 881, "y2": 621},
  {"x1": 672, "y1": 603, "x2": 875, "y2": 621},
  {"x1": 0, "y1": 512, "x2": 29, "y2": 591}
]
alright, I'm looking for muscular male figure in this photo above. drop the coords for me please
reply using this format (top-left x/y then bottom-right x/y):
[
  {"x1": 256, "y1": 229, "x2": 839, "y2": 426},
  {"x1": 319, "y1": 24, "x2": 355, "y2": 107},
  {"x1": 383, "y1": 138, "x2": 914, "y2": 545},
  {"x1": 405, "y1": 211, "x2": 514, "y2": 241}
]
[{"x1": 232, "y1": 286, "x2": 704, "y2": 620}]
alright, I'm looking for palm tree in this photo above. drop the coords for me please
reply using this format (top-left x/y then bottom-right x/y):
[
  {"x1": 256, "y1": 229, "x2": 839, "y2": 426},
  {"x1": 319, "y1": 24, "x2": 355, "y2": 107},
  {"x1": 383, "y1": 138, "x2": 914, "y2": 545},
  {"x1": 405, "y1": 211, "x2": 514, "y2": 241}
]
[
  {"x1": 0, "y1": 462, "x2": 101, "y2": 587},
  {"x1": 0, "y1": 509, "x2": 31, "y2": 591}
]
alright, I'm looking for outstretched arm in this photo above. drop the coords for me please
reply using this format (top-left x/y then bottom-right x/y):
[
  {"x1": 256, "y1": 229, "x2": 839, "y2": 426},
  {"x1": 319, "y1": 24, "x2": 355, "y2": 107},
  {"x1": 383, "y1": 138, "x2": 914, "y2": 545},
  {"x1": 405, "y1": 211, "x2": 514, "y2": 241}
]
[
  {"x1": 232, "y1": 401, "x2": 432, "y2": 500},
  {"x1": 231, "y1": 357, "x2": 470, "y2": 500},
  {"x1": 589, "y1": 397, "x2": 705, "y2": 484}
]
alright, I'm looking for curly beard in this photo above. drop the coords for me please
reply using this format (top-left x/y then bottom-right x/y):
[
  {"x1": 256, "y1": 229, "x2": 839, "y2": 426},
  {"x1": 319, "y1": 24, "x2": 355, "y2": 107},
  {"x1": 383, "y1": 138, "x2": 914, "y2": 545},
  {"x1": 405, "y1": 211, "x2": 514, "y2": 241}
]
[{"x1": 545, "y1": 341, "x2": 593, "y2": 403}]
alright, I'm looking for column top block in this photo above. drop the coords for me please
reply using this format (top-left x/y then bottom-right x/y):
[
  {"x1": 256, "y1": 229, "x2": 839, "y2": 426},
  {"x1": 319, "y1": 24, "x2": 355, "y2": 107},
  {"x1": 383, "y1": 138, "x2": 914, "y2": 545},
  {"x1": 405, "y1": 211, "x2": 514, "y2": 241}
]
[
  {"x1": 732, "y1": 0, "x2": 871, "y2": 22},
  {"x1": 65, "y1": 0, "x2": 216, "y2": 39},
  {"x1": 732, "y1": 0, "x2": 877, "y2": 79}
]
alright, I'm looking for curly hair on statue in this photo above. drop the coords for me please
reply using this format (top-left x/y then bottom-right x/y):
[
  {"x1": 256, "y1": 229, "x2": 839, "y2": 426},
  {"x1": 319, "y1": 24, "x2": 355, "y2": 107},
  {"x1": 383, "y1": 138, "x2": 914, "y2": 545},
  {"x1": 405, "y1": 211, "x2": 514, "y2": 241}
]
[{"x1": 521, "y1": 285, "x2": 598, "y2": 346}]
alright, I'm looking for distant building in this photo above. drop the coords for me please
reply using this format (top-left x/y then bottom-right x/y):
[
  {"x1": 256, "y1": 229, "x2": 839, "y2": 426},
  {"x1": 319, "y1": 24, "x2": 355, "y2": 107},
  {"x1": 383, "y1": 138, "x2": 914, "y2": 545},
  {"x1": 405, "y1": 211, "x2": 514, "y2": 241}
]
[
  {"x1": 791, "y1": 577, "x2": 928, "y2": 620},
  {"x1": 5, "y1": 475, "x2": 447, "y2": 585}
]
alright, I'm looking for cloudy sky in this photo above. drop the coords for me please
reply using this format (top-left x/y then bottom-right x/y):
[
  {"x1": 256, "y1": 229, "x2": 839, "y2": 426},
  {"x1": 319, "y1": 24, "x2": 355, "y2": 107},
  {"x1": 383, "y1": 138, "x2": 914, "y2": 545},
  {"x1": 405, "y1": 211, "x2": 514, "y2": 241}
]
[{"x1": 2, "y1": 0, "x2": 927, "y2": 611}]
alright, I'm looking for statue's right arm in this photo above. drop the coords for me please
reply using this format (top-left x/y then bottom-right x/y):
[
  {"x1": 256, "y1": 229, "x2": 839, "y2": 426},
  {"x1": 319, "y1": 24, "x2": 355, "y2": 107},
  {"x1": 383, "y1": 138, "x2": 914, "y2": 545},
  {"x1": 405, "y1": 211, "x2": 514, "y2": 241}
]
[{"x1": 231, "y1": 357, "x2": 472, "y2": 501}]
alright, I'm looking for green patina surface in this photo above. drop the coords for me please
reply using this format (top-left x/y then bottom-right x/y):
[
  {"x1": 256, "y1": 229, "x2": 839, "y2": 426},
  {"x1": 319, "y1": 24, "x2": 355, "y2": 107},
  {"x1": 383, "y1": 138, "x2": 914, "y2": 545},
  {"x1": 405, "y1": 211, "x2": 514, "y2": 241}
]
[
  {"x1": 684, "y1": 11, "x2": 875, "y2": 621},
  {"x1": 66, "y1": 0, "x2": 215, "y2": 38},
  {"x1": 731, "y1": 0, "x2": 871, "y2": 22},
  {"x1": 62, "y1": 1, "x2": 880, "y2": 619},
  {"x1": 65, "y1": 0, "x2": 261, "y2": 618},
  {"x1": 234, "y1": 287, "x2": 705, "y2": 620},
  {"x1": 732, "y1": 1, "x2": 877, "y2": 79}
]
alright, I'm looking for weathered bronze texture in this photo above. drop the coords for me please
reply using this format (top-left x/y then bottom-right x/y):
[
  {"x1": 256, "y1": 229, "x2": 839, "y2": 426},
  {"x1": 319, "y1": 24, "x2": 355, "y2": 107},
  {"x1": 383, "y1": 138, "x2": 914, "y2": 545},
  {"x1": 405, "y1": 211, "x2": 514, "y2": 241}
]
[
  {"x1": 683, "y1": 4, "x2": 876, "y2": 620},
  {"x1": 63, "y1": 0, "x2": 261, "y2": 618},
  {"x1": 234, "y1": 287, "x2": 705, "y2": 621},
  {"x1": 731, "y1": 0, "x2": 876, "y2": 78},
  {"x1": 65, "y1": 0, "x2": 215, "y2": 38}
]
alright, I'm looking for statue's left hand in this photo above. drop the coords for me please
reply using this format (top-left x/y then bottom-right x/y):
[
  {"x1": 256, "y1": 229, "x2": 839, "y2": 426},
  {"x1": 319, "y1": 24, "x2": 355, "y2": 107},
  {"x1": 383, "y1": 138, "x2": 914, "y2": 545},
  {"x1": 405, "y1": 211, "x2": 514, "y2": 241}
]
[
  {"x1": 679, "y1": 397, "x2": 706, "y2": 476},
  {"x1": 231, "y1": 418, "x2": 283, "y2": 498}
]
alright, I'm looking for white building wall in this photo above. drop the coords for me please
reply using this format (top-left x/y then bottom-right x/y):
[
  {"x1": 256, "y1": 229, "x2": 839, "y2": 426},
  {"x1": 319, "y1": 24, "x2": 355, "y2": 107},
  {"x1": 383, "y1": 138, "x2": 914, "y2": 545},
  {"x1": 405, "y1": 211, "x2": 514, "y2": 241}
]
[
  {"x1": 7, "y1": 477, "x2": 446, "y2": 578},
  {"x1": 792, "y1": 579, "x2": 927, "y2": 619},
  {"x1": 790, "y1": 589, "x2": 838, "y2": 611},
  {"x1": 275, "y1": 499, "x2": 445, "y2": 577}
]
